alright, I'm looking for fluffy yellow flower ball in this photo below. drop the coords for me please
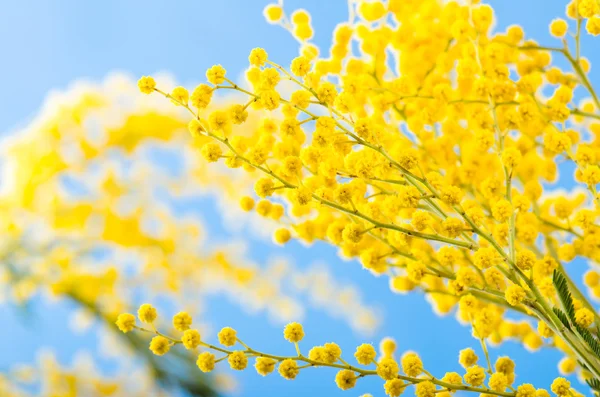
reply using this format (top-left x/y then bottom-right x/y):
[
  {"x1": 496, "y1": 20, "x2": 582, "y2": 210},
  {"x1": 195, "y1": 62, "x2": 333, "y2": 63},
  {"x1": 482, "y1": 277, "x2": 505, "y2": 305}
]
[
  {"x1": 464, "y1": 365, "x2": 486, "y2": 386},
  {"x1": 206, "y1": 64, "x2": 227, "y2": 85},
  {"x1": 401, "y1": 352, "x2": 423, "y2": 377},
  {"x1": 274, "y1": 228, "x2": 292, "y2": 244},
  {"x1": 249, "y1": 47, "x2": 268, "y2": 67},
  {"x1": 283, "y1": 322, "x2": 305, "y2": 343},
  {"x1": 354, "y1": 343, "x2": 376, "y2": 365},
  {"x1": 335, "y1": 369, "x2": 357, "y2": 390},
  {"x1": 549, "y1": 19, "x2": 568, "y2": 37},
  {"x1": 376, "y1": 358, "x2": 399, "y2": 380},
  {"x1": 278, "y1": 359, "x2": 299, "y2": 380},
  {"x1": 239, "y1": 196, "x2": 255, "y2": 211},
  {"x1": 505, "y1": 284, "x2": 527, "y2": 306},
  {"x1": 228, "y1": 351, "x2": 248, "y2": 370},
  {"x1": 137, "y1": 76, "x2": 156, "y2": 94},
  {"x1": 115, "y1": 313, "x2": 136, "y2": 333},
  {"x1": 181, "y1": 329, "x2": 201, "y2": 350},
  {"x1": 263, "y1": 3, "x2": 283, "y2": 23},
  {"x1": 551, "y1": 377, "x2": 571, "y2": 397},
  {"x1": 172, "y1": 312, "x2": 192, "y2": 331},
  {"x1": 149, "y1": 336, "x2": 171, "y2": 356},
  {"x1": 137, "y1": 303, "x2": 157, "y2": 324},
  {"x1": 197, "y1": 352, "x2": 216, "y2": 373},
  {"x1": 255, "y1": 357, "x2": 277, "y2": 376}
]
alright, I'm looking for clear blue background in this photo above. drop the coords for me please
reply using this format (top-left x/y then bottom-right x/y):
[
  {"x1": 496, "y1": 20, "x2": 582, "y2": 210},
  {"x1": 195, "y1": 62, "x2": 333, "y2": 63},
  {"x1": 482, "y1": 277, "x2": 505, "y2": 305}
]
[{"x1": 0, "y1": 1, "x2": 595, "y2": 396}]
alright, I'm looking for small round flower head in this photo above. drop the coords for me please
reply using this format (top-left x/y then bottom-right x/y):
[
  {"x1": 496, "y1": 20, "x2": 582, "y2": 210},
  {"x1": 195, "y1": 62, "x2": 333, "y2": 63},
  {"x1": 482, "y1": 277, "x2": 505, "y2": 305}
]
[
  {"x1": 342, "y1": 223, "x2": 363, "y2": 244},
  {"x1": 197, "y1": 352, "x2": 216, "y2": 373},
  {"x1": 308, "y1": 345, "x2": 325, "y2": 362},
  {"x1": 411, "y1": 210, "x2": 431, "y2": 231},
  {"x1": 322, "y1": 342, "x2": 342, "y2": 364},
  {"x1": 149, "y1": 336, "x2": 170, "y2": 356},
  {"x1": 278, "y1": 359, "x2": 299, "y2": 380},
  {"x1": 115, "y1": 313, "x2": 136, "y2": 333},
  {"x1": 274, "y1": 228, "x2": 292, "y2": 244},
  {"x1": 488, "y1": 372, "x2": 508, "y2": 392},
  {"x1": 255, "y1": 357, "x2": 277, "y2": 376},
  {"x1": 441, "y1": 218, "x2": 463, "y2": 238},
  {"x1": 138, "y1": 76, "x2": 156, "y2": 94},
  {"x1": 172, "y1": 312, "x2": 192, "y2": 331},
  {"x1": 415, "y1": 380, "x2": 436, "y2": 397},
  {"x1": 190, "y1": 84, "x2": 213, "y2": 109},
  {"x1": 256, "y1": 200, "x2": 272, "y2": 217},
  {"x1": 380, "y1": 337, "x2": 396, "y2": 356},
  {"x1": 549, "y1": 19, "x2": 568, "y2": 37},
  {"x1": 291, "y1": 56, "x2": 311, "y2": 76},
  {"x1": 578, "y1": 0, "x2": 600, "y2": 18},
  {"x1": 259, "y1": 68, "x2": 281, "y2": 90},
  {"x1": 587, "y1": 16, "x2": 600, "y2": 35},
  {"x1": 354, "y1": 343, "x2": 376, "y2": 365},
  {"x1": 206, "y1": 64, "x2": 227, "y2": 85},
  {"x1": 516, "y1": 250, "x2": 536, "y2": 271},
  {"x1": 249, "y1": 47, "x2": 268, "y2": 67},
  {"x1": 335, "y1": 369, "x2": 357, "y2": 390},
  {"x1": 259, "y1": 89, "x2": 281, "y2": 110},
  {"x1": 228, "y1": 351, "x2": 248, "y2": 370},
  {"x1": 283, "y1": 322, "x2": 304, "y2": 343},
  {"x1": 263, "y1": 3, "x2": 283, "y2": 23},
  {"x1": 401, "y1": 352, "x2": 423, "y2": 377},
  {"x1": 181, "y1": 329, "x2": 201, "y2": 350},
  {"x1": 551, "y1": 377, "x2": 571, "y2": 396},
  {"x1": 583, "y1": 165, "x2": 600, "y2": 186},
  {"x1": 170, "y1": 86, "x2": 189, "y2": 106},
  {"x1": 137, "y1": 304, "x2": 157, "y2": 323},
  {"x1": 442, "y1": 372, "x2": 462, "y2": 385},
  {"x1": 255, "y1": 178, "x2": 275, "y2": 198},
  {"x1": 201, "y1": 143, "x2": 222, "y2": 163},
  {"x1": 536, "y1": 388, "x2": 550, "y2": 397},
  {"x1": 291, "y1": 9, "x2": 310, "y2": 24},
  {"x1": 188, "y1": 119, "x2": 204, "y2": 138},
  {"x1": 515, "y1": 384, "x2": 536, "y2": 397},
  {"x1": 316, "y1": 82, "x2": 337, "y2": 106},
  {"x1": 294, "y1": 22, "x2": 313, "y2": 41},
  {"x1": 458, "y1": 348, "x2": 478, "y2": 368},
  {"x1": 358, "y1": 1, "x2": 386, "y2": 21},
  {"x1": 464, "y1": 365, "x2": 486, "y2": 386},
  {"x1": 558, "y1": 244, "x2": 575, "y2": 261},
  {"x1": 240, "y1": 196, "x2": 255, "y2": 211},
  {"x1": 229, "y1": 104, "x2": 249, "y2": 124},
  {"x1": 218, "y1": 327, "x2": 237, "y2": 347},
  {"x1": 208, "y1": 110, "x2": 231, "y2": 132},
  {"x1": 384, "y1": 379, "x2": 405, "y2": 397},
  {"x1": 291, "y1": 90, "x2": 311, "y2": 109},
  {"x1": 505, "y1": 284, "x2": 527, "y2": 306},
  {"x1": 575, "y1": 307, "x2": 594, "y2": 327},
  {"x1": 376, "y1": 358, "x2": 399, "y2": 380},
  {"x1": 293, "y1": 186, "x2": 312, "y2": 206},
  {"x1": 558, "y1": 357, "x2": 576, "y2": 375},
  {"x1": 502, "y1": 147, "x2": 522, "y2": 169}
]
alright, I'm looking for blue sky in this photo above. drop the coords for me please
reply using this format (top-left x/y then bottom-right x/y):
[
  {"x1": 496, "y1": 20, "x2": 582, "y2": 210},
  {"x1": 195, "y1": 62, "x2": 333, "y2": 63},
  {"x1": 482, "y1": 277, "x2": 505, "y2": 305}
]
[{"x1": 1, "y1": 0, "x2": 597, "y2": 396}]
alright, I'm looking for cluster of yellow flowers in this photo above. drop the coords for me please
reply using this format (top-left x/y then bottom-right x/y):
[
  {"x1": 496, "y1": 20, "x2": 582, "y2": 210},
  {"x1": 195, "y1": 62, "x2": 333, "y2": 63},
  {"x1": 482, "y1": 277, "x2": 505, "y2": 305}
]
[
  {"x1": 118, "y1": 303, "x2": 581, "y2": 397},
  {"x1": 125, "y1": 0, "x2": 600, "y2": 395}
]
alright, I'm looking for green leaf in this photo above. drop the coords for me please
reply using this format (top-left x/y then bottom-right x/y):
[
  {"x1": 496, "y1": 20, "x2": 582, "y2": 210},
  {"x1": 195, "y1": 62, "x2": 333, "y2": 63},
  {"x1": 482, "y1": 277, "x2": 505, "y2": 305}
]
[
  {"x1": 576, "y1": 324, "x2": 600, "y2": 359},
  {"x1": 553, "y1": 269, "x2": 576, "y2": 321},
  {"x1": 586, "y1": 378, "x2": 600, "y2": 391},
  {"x1": 552, "y1": 307, "x2": 572, "y2": 331}
]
